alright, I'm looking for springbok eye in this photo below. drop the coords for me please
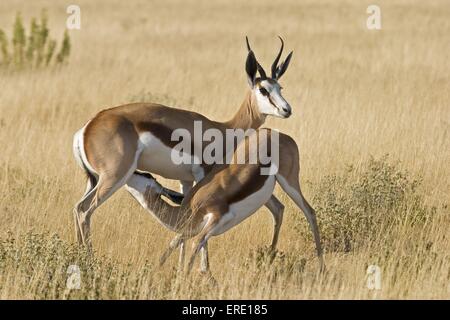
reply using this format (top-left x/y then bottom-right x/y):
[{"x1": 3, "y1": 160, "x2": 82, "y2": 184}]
[{"x1": 259, "y1": 87, "x2": 269, "y2": 96}]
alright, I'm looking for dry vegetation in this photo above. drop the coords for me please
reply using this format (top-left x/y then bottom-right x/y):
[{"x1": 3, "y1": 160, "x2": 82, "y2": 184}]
[{"x1": 0, "y1": 0, "x2": 449, "y2": 299}]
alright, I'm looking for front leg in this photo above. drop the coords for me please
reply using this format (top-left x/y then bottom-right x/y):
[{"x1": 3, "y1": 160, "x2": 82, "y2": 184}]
[
  {"x1": 160, "y1": 234, "x2": 185, "y2": 266},
  {"x1": 178, "y1": 240, "x2": 185, "y2": 272},
  {"x1": 168, "y1": 236, "x2": 211, "y2": 275},
  {"x1": 199, "y1": 242, "x2": 218, "y2": 286},
  {"x1": 264, "y1": 195, "x2": 285, "y2": 251},
  {"x1": 200, "y1": 242, "x2": 210, "y2": 273}
]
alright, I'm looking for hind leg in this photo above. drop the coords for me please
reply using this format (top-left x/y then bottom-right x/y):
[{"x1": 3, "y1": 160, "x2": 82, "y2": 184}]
[
  {"x1": 77, "y1": 162, "x2": 139, "y2": 247},
  {"x1": 75, "y1": 130, "x2": 141, "y2": 247},
  {"x1": 199, "y1": 242, "x2": 210, "y2": 273},
  {"x1": 160, "y1": 234, "x2": 187, "y2": 267},
  {"x1": 277, "y1": 175, "x2": 324, "y2": 272},
  {"x1": 74, "y1": 176, "x2": 98, "y2": 245},
  {"x1": 187, "y1": 214, "x2": 221, "y2": 274},
  {"x1": 265, "y1": 195, "x2": 285, "y2": 251}
]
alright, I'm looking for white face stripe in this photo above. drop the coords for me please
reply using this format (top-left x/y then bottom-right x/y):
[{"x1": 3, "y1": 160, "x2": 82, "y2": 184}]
[
  {"x1": 255, "y1": 80, "x2": 291, "y2": 118},
  {"x1": 260, "y1": 80, "x2": 280, "y2": 93}
]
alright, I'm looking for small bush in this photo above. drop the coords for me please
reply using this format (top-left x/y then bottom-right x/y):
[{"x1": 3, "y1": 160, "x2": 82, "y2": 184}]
[
  {"x1": 0, "y1": 10, "x2": 70, "y2": 69},
  {"x1": 242, "y1": 246, "x2": 307, "y2": 280},
  {"x1": 294, "y1": 155, "x2": 434, "y2": 252},
  {"x1": 0, "y1": 231, "x2": 154, "y2": 299}
]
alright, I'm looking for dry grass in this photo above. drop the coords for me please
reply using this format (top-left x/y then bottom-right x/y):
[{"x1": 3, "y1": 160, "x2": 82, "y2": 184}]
[{"x1": 0, "y1": 0, "x2": 449, "y2": 299}]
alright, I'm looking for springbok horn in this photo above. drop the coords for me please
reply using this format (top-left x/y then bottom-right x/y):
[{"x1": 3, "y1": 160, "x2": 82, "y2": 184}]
[
  {"x1": 245, "y1": 36, "x2": 267, "y2": 79},
  {"x1": 271, "y1": 36, "x2": 284, "y2": 78}
]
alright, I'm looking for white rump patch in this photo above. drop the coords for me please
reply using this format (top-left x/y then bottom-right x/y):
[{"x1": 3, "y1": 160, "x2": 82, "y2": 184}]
[{"x1": 73, "y1": 120, "x2": 97, "y2": 175}]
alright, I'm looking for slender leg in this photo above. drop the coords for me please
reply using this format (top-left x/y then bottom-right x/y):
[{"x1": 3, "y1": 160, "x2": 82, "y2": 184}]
[
  {"x1": 179, "y1": 179, "x2": 210, "y2": 273},
  {"x1": 74, "y1": 185, "x2": 99, "y2": 247},
  {"x1": 160, "y1": 234, "x2": 185, "y2": 266},
  {"x1": 199, "y1": 241, "x2": 218, "y2": 286},
  {"x1": 294, "y1": 193, "x2": 323, "y2": 271},
  {"x1": 77, "y1": 163, "x2": 138, "y2": 248},
  {"x1": 73, "y1": 177, "x2": 97, "y2": 244},
  {"x1": 200, "y1": 242, "x2": 210, "y2": 273},
  {"x1": 178, "y1": 240, "x2": 186, "y2": 272},
  {"x1": 264, "y1": 195, "x2": 285, "y2": 251},
  {"x1": 187, "y1": 237, "x2": 208, "y2": 274},
  {"x1": 278, "y1": 177, "x2": 325, "y2": 272},
  {"x1": 187, "y1": 214, "x2": 220, "y2": 274},
  {"x1": 303, "y1": 204, "x2": 325, "y2": 272},
  {"x1": 177, "y1": 180, "x2": 193, "y2": 269},
  {"x1": 73, "y1": 209, "x2": 83, "y2": 244}
]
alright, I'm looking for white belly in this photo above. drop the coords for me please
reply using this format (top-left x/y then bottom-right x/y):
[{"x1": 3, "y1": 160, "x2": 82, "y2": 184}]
[
  {"x1": 137, "y1": 132, "x2": 197, "y2": 181},
  {"x1": 211, "y1": 175, "x2": 276, "y2": 236}
]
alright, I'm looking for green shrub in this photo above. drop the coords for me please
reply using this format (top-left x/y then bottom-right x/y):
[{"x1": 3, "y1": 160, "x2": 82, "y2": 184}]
[
  {"x1": 0, "y1": 231, "x2": 154, "y2": 299},
  {"x1": 12, "y1": 13, "x2": 26, "y2": 66},
  {"x1": 294, "y1": 155, "x2": 434, "y2": 253},
  {"x1": 0, "y1": 10, "x2": 70, "y2": 69},
  {"x1": 242, "y1": 246, "x2": 307, "y2": 280},
  {"x1": 56, "y1": 30, "x2": 70, "y2": 64},
  {"x1": 0, "y1": 29, "x2": 10, "y2": 65}
]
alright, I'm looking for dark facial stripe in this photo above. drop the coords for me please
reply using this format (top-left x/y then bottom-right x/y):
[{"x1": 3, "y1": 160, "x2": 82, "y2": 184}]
[
  {"x1": 267, "y1": 95, "x2": 278, "y2": 108},
  {"x1": 257, "y1": 81, "x2": 282, "y2": 111}
]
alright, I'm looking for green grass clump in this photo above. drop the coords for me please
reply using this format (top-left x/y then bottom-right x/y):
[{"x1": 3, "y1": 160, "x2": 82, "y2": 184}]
[
  {"x1": 295, "y1": 155, "x2": 435, "y2": 253},
  {"x1": 0, "y1": 231, "x2": 155, "y2": 299},
  {"x1": 0, "y1": 10, "x2": 70, "y2": 69},
  {"x1": 242, "y1": 246, "x2": 307, "y2": 280}
]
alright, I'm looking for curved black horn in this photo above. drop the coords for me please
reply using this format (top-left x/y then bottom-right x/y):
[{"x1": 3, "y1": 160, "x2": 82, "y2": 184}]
[
  {"x1": 245, "y1": 36, "x2": 267, "y2": 79},
  {"x1": 271, "y1": 36, "x2": 284, "y2": 78},
  {"x1": 245, "y1": 36, "x2": 251, "y2": 52}
]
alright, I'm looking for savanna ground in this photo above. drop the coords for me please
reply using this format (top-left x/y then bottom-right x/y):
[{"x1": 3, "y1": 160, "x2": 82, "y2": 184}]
[{"x1": 0, "y1": 0, "x2": 449, "y2": 299}]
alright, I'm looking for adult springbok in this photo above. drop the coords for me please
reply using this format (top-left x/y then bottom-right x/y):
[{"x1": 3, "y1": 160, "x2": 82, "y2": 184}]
[
  {"x1": 72, "y1": 37, "x2": 293, "y2": 266},
  {"x1": 125, "y1": 128, "x2": 324, "y2": 274}
]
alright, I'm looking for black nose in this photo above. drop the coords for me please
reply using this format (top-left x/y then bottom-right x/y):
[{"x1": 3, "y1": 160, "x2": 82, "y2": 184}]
[{"x1": 282, "y1": 106, "x2": 291, "y2": 116}]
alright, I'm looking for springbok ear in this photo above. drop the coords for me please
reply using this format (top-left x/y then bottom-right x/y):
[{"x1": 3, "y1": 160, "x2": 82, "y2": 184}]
[
  {"x1": 275, "y1": 51, "x2": 293, "y2": 80},
  {"x1": 246, "y1": 50, "x2": 258, "y2": 87}
]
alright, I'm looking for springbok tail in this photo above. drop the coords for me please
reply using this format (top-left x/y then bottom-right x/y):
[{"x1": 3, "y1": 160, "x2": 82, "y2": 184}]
[
  {"x1": 73, "y1": 125, "x2": 98, "y2": 188},
  {"x1": 161, "y1": 188, "x2": 184, "y2": 204}
]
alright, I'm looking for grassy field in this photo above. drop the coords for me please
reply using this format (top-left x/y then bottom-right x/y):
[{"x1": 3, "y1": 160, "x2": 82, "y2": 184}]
[{"x1": 0, "y1": 0, "x2": 448, "y2": 299}]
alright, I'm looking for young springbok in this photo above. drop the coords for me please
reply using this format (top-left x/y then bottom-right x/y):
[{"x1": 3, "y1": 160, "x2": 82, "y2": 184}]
[
  {"x1": 73, "y1": 37, "x2": 294, "y2": 268},
  {"x1": 125, "y1": 129, "x2": 324, "y2": 274}
]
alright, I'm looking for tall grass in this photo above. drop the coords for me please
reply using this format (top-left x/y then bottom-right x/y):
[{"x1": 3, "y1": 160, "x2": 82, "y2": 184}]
[
  {"x1": 294, "y1": 156, "x2": 435, "y2": 253},
  {"x1": 0, "y1": 0, "x2": 448, "y2": 299}
]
